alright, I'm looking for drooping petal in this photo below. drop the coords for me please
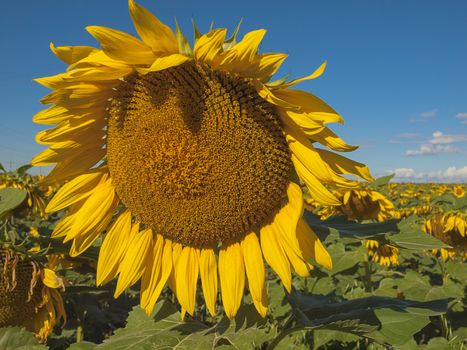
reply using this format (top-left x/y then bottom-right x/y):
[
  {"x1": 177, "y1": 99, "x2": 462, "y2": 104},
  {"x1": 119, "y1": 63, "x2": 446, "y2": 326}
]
[
  {"x1": 96, "y1": 211, "x2": 132, "y2": 286},
  {"x1": 140, "y1": 233, "x2": 165, "y2": 309},
  {"x1": 241, "y1": 232, "x2": 267, "y2": 317},
  {"x1": 273, "y1": 88, "x2": 344, "y2": 124},
  {"x1": 144, "y1": 238, "x2": 173, "y2": 314},
  {"x1": 199, "y1": 248, "x2": 218, "y2": 316},
  {"x1": 260, "y1": 223, "x2": 292, "y2": 293},
  {"x1": 114, "y1": 227, "x2": 153, "y2": 297},
  {"x1": 219, "y1": 242, "x2": 245, "y2": 319},
  {"x1": 297, "y1": 218, "x2": 332, "y2": 270},
  {"x1": 174, "y1": 246, "x2": 199, "y2": 316}
]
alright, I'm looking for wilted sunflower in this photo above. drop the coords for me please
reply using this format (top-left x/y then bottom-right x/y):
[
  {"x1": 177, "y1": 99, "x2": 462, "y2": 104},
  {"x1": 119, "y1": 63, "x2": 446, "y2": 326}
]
[
  {"x1": 33, "y1": 0, "x2": 373, "y2": 318},
  {"x1": 424, "y1": 212, "x2": 467, "y2": 261},
  {"x1": 364, "y1": 240, "x2": 399, "y2": 267},
  {"x1": 318, "y1": 188, "x2": 395, "y2": 222},
  {"x1": 0, "y1": 171, "x2": 47, "y2": 218},
  {"x1": 0, "y1": 250, "x2": 65, "y2": 342}
]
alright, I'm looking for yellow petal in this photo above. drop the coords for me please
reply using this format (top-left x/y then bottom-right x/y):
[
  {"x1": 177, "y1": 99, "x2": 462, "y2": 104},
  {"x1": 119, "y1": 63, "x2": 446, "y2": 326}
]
[
  {"x1": 42, "y1": 148, "x2": 106, "y2": 186},
  {"x1": 50, "y1": 43, "x2": 97, "y2": 65},
  {"x1": 297, "y1": 218, "x2": 332, "y2": 270},
  {"x1": 46, "y1": 170, "x2": 107, "y2": 212},
  {"x1": 312, "y1": 127, "x2": 359, "y2": 152},
  {"x1": 316, "y1": 149, "x2": 374, "y2": 182},
  {"x1": 114, "y1": 227, "x2": 153, "y2": 297},
  {"x1": 219, "y1": 242, "x2": 245, "y2": 319},
  {"x1": 273, "y1": 89, "x2": 343, "y2": 124},
  {"x1": 63, "y1": 179, "x2": 116, "y2": 242},
  {"x1": 194, "y1": 29, "x2": 226, "y2": 64},
  {"x1": 141, "y1": 54, "x2": 190, "y2": 73},
  {"x1": 271, "y1": 61, "x2": 327, "y2": 89},
  {"x1": 237, "y1": 53, "x2": 288, "y2": 80},
  {"x1": 86, "y1": 25, "x2": 155, "y2": 65},
  {"x1": 199, "y1": 249, "x2": 218, "y2": 316},
  {"x1": 42, "y1": 269, "x2": 65, "y2": 290},
  {"x1": 33, "y1": 106, "x2": 73, "y2": 125},
  {"x1": 273, "y1": 183, "x2": 304, "y2": 254},
  {"x1": 174, "y1": 246, "x2": 199, "y2": 316},
  {"x1": 145, "y1": 239, "x2": 173, "y2": 314},
  {"x1": 128, "y1": 0, "x2": 178, "y2": 54},
  {"x1": 218, "y1": 29, "x2": 266, "y2": 71},
  {"x1": 291, "y1": 154, "x2": 341, "y2": 205},
  {"x1": 96, "y1": 211, "x2": 132, "y2": 286},
  {"x1": 69, "y1": 195, "x2": 118, "y2": 257},
  {"x1": 241, "y1": 232, "x2": 268, "y2": 317},
  {"x1": 260, "y1": 223, "x2": 292, "y2": 292},
  {"x1": 140, "y1": 233, "x2": 165, "y2": 309}
]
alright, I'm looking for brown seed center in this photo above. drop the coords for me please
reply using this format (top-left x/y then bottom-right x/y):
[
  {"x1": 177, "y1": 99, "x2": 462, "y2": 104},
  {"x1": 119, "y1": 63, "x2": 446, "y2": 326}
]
[{"x1": 107, "y1": 61, "x2": 292, "y2": 247}]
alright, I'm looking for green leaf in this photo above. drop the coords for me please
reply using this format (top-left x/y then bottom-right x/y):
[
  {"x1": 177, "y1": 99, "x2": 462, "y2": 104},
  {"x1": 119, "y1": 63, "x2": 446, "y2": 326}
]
[
  {"x1": 15, "y1": 164, "x2": 32, "y2": 176},
  {"x1": 0, "y1": 327, "x2": 47, "y2": 350},
  {"x1": 389, "y1": 216, "x2": 449, "y2": 250},
  {"x1": 371, "y1": 308, "x2": 431, "y2": 346},
  {"x1": 0, "y1": 163, "x2": 5, "y2": 172},
  {"x1": 98, "y1": 301, "x2": 272, "y2": 350},
  {"x1": 68, "y1": 341, "x2": 97, "y2": 350},
  {"x1": 0, "y1": 188, "x2": 27, "y2": 216},
  {"x1": 369, "y1": 174, "x2": 395, "y2": 188},
  {"x1": 306, "y1": 213, "x2": 398, "y2": 241},
  {"x1": 313, "y1": 329, "x2": 360, "y2": 350},
  {"x1": 325, "y1": 243, "x2": 365, "y2": 275}
]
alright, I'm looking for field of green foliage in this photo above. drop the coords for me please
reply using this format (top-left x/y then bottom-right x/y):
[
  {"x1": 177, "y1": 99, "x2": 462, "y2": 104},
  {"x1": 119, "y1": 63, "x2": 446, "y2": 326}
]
[{"x1": 1, "y1": 166, "x2": 466, "y2": 349}]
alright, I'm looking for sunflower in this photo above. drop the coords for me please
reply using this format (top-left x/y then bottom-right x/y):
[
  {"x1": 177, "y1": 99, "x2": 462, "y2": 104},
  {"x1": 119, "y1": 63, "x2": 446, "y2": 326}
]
[
  {"x1": 317, "y1": 188, "x2": 395, "y2": 222},
  {"x1": 33, "y1": 0, "x2": 373, "y2": 319},
  {"x1": 0, "y1": 249, "x2": 66, "y2": 342},
  {"x1": 424, "y1": 212, "x2": 467, "y2": 261},
  {"x1": 364, "y1": 240, "x2": 399, "y2": 267},
  {"x1": 452, "y1": 185, "x2": 465, "y2": 198}
]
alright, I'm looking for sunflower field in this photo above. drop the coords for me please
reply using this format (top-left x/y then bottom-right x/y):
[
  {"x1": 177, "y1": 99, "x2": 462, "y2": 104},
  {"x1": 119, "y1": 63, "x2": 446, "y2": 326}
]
[
  {"x1": 1, "y1": 166, "x2": 466, "y2": 349},
  {"x1": 1, "y1": 1, "x2": 467, "y2": 349}
]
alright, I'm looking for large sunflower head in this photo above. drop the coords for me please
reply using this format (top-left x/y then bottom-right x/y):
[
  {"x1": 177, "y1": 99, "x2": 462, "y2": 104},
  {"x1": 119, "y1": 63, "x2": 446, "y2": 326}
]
[
  {"x1": 0, "y1": 249, "x2": 66, "y2": 342},
  {"x1": 33, "y1": 0, "x2": 373, "y2": 319}
]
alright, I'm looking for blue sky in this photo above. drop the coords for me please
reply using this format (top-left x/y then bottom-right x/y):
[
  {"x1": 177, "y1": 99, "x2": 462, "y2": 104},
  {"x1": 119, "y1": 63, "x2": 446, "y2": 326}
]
[{"x1": 1, "y1": 0, "x2": 466, "y2": 182}]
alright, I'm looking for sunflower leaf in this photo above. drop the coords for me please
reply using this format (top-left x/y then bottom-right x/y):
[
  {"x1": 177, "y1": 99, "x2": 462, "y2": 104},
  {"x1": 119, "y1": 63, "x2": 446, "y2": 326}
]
[
  {"x1": 0, "y1": 327, "x2": 47, "y2": 350},
  {"x1": 96, "y1": 301, "x2": 272, "y2": 350},
  {"x1": 0, "y1": 187, "x2": 27, "y2": 217}
]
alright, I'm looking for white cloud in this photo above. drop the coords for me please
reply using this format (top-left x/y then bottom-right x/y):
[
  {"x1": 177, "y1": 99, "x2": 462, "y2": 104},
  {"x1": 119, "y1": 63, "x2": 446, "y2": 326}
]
[
  {"x1": 419, "y1": 109, "x2": 437, "y2": 118},
  {"x1": 411, "y1": 109, "x2": 437, "y2": 122},
  {"x1": 430, "y1": 130, "x2": 467, "y2": 144},
  {"x1": 406, "y1": 144, "x2": 458, "y2": 156},
  {"x1": 405, "y1": 131, "x2": 466, "y2": 156},
  {"x1": 391, "y1": 166, "x2": 467, "y2": 183},
  {"x1": 456, "y1": 112, "x2": 467, "y2": 124}
]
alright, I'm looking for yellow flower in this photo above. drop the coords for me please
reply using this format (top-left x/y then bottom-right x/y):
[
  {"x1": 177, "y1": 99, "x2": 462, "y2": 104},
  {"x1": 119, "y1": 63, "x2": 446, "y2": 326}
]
[
  {"x1": 452, "y1": 185, "x2": 465, "y2": 198},
  {"x1": 0, "y1": 250, "x2": 65, "y2": 342},
  {"x1": 364, "y1": 240, "x2": 399, "y2": 267},
  {"x1": 33, "y1": 1, "x2": 373, "y2": 319},
  {"x1": 319, "y1": 188, "x2": 395, "y2": 222},
  {"x1": 424, "y1": 212, "x2": 467, "y2": 261}
]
